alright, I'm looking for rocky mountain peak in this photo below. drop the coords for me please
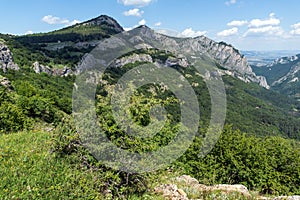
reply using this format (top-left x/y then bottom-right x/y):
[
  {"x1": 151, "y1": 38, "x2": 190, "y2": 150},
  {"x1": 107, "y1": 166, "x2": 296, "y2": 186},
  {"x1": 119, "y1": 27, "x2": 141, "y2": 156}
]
[
  {"x1": 80, "y1": 15, "x2": 124, "y2": 33},
  {"x1": 124, "y1": 27, "x2": 270, "y2": 88},
  {"x1": 268, "y1": 54, "x2": 300, "y2": 67}
]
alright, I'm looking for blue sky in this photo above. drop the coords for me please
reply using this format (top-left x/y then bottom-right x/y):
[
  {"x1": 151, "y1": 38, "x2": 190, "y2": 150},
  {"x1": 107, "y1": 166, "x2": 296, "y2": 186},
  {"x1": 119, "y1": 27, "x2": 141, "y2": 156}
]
[{"x1": 1, "y1": 0, "x2": 300, "y2": 50}]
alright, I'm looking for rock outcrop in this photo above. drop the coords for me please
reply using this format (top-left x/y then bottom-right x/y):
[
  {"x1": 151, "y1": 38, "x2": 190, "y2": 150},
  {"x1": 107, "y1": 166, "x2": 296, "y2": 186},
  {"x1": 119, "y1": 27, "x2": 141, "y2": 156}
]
[
  {"x1": 155, "y1": 175, "x2": 300, "y2": 200},
  {"x1": 154, "y1": 184, "x2": 188, "y2": 200},
  {"x1": 0, "y1": 76, "x2": 13, "y2": 91},
  {"x1": 179, "y1": 35, "x2": 269, "y2": 88},
  {"x1": 0, "y1": 44, "x2": 19, "y2": 72},
  {"x1": 33, "y1": 61, "x2": 52, "y2": 74},
  {"x1": 32, "y1": 61, "x2": 73, "y2": 77},
  {"x1": 272, "y1": 196, "x2": 300, "y2": 200},
  {"x1": 272, "y1": 62, "x2": 300, "y2": 86},
  {"x1": 114, "y1": 54, "x2": 153, "y2": 68}
]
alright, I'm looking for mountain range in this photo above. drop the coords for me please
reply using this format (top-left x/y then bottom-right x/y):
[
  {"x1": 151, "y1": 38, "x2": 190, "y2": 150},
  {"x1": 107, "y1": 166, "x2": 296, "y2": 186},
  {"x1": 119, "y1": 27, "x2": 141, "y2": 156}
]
[
  {"x1": 252, "y1": 53, "x2": 300, "y2": 102},
  {"x1": 1, "y1": 15, "x2": 300, "y2": 199}
]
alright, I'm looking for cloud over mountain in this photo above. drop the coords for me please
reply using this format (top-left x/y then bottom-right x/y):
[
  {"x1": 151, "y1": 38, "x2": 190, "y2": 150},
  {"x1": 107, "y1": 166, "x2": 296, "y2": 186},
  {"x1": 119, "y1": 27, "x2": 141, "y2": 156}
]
[
  {"x1": 118, "y1": 0, "x2": 154, "y2": 7},
  {"x1": 42, "y1": 15, "x2": 80, "y2": 26},
  {"x1": 123, "y1": 8, "x2": 144, "y2": 17},
  {"x1": 217, "y1": 27, "x2": 238, "y2": 37}
]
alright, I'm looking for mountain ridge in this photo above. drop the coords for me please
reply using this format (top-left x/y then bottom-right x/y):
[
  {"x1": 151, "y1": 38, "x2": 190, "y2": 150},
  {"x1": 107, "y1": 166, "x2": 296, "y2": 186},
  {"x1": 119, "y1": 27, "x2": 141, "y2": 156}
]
[
  {"x1": 1, "y1": 15, "x2": 269, "y2": 88},
  {"x1": 252, "y1": 53, "x2": 300, "y2": 101},
  {"x1": 1, "y1": 14, "x2": 300, "y2": 198}
]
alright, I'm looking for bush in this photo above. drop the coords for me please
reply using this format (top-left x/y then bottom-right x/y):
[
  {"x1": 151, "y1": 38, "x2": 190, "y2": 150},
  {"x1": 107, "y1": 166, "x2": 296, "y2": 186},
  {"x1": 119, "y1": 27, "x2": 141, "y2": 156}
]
[
  {"x1": 177, "y1": 125, "x2": 300, "y2": 195},
  {"x1": 0, "y1": 101, "x2": 32, "y2": 133}
]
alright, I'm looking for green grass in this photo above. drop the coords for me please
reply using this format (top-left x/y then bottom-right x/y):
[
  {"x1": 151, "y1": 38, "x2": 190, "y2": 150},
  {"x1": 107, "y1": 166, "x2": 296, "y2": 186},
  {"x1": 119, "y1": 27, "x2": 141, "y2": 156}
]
[
  {"x1": 50, "y1": 25, "x2": 107, "y2": 36},
  {"x1": 0, "y1": 131, "x2": 106, "y2": 199},
  {"x1": 0, "y1": 128, "x2": 174, "y2": 199}
]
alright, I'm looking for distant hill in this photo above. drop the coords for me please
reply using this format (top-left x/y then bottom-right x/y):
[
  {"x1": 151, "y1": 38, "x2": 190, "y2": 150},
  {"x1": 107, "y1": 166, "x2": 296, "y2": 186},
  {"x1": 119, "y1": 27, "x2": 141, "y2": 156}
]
[
  {"x1": 242, "y1": 50, "x2": 300, "y2": 66},
  {"x1": 252, "y1": 54, "x2": 300, "y2": 102},
  {"x1": 0, "y1": 15, "x2": 124, "y2": 69},
  {"x1": 15, "y1": 15, "x2": 123, "y2": 44}
]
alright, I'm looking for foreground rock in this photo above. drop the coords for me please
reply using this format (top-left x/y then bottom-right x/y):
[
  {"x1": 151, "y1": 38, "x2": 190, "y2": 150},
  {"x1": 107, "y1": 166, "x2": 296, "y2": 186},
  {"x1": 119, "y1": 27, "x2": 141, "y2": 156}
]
[
  {"x1": 272, "y1": 197, "x2": 300, "y2": 200},
  {"x1": 155, "y1": 175, "x2": 300, "y2": 200},
  {"x1": 155, "y1": 184, "x2": 188, "y2": 200}
]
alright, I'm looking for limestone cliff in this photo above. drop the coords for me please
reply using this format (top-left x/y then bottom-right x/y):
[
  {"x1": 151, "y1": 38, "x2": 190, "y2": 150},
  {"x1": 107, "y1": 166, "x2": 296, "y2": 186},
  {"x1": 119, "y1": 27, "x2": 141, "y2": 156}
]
[
  {"x1": 86, "y1": 26, "x2": 269, "y2": 88},
  {"x1": 0, "y1": 44, "x2": 19, "y2": 72},
  {"x1": 32, "y1": 61, "x2": 73, "y2": 77}
]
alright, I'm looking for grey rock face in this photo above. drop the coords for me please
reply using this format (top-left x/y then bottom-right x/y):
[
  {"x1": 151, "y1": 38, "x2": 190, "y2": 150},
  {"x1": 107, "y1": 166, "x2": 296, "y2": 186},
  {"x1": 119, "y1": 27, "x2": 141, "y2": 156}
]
[
  {"x1": 32, "y1": 61, "x2": 73, "y2": 77},
  {"x1": 0, "y1": 76, "x2": 13, "y2": 91},
  {"x1": 157, "y1": 175, "x2": 299, "y2": 200},
  {"x1": 77, "y1": 26, "x2": 269, "y2": 88},
  {"x1": 272, "y1": 62, "x2": 300, "y2": 86},
  {"x1": 33, "y1": 61, "x2": 52, "y2": 74},
  {"x1": 182, "y1": 36, "x2": 269, "y2": 88},
  {"x1": 114, "y1": 54, "x2": 153, "y2": 68},
  {"x1": 126, "y1": 26, "x2": 269, "y2": 88},
  {"x1": 0, "y1": 44, "x2": 19, "y2": 72},
  {"x1": 272, "y1": 196, "x2": 300, "y2": 200},
  {"x1": 154, "y1": 184, "x2": 188, "y2": 200}
]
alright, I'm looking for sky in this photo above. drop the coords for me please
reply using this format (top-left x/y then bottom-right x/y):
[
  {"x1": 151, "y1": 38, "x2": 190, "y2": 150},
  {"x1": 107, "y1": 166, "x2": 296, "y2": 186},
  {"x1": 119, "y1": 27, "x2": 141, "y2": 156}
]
[{"x1": 1, "y1": 0, "x2": 300, "y2": 51}]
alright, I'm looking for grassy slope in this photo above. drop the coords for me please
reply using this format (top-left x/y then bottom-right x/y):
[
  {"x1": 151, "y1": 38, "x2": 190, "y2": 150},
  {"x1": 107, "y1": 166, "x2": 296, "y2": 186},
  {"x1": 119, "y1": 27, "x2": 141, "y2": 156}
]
[
  {"x1": 0, "y1": 131, "x2": 103, "y2": 199},
  {"x1": 0, "y1": 130, "x2": 172, "y2": 199}
]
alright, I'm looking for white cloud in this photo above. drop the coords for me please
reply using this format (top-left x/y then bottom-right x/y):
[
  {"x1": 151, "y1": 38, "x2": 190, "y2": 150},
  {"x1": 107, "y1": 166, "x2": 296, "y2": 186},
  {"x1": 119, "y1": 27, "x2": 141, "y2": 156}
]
[
  {"x1": 290, "y1": 29, "x2": 300, "y2": 35},
  {"x1": 42, "y1": 15, "x2": 63, "y2": 24},
  {"x1": 154, "y1": 28, "x2": 206, "y2": 38},
  {"x1": 248, "y1": 13, "x2": 280, "y2": 28},
  {"x1": 154, "y1": 29, "x2": 181, "y2": 37},
  {"x1": 291, "y1": 22, "x2": 300, "y2": 29},
  {"x1": 123, "y1": 8, "x2": 144, "y2": 17},
  {"x1": 241, "y1": 13, "x2": 288, "y2": 38},
  {"x1": 180, "y1": 28, "x2": 207, "y2": 38},
  {"x1": 138, "y1": 19, "x2": 146, "y2": 26},
  {"x1": 225, "y1": 0, "x2": 236, "y2": 6},
  {"x1": 154, "y1": 22, "x2": 162, "y2": 27},
  {"x1": 42, "y1": 15, "x2": 80, "y2": 26},
  {"x1": 69, "y1": 20, "x2": 81, "y2": 26},
  {"x1": 217, "y1": 27, "x2": 238, "y2": 37},
  {"x1": 227, "y1": 20, "x2": 248, "y2": 27},
  {"x1": 244, "y1": 26, "x2": 285, "y2": 37},
  {"x1": 290, "y1": 22, "x2": 300, "y2": 35},
  {"x1": 124, "y1": 27, "x2": 133, "y2": 31},
  {"x1": 118, "y1": 0, "x2": 154, "y2": 7},
  {"x1": 123, "y1": 19, "x2": 147, "y2": 31},
  {"x1": 25, "y1": 30, "x2": 33, "y2": 35}
]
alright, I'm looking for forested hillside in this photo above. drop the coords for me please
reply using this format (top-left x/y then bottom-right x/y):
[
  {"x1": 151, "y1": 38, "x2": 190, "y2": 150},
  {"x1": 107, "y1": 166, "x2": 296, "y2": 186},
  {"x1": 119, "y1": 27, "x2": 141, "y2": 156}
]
[{"x1": 1, "y1": 15, "x2": 300, "y2": 199}]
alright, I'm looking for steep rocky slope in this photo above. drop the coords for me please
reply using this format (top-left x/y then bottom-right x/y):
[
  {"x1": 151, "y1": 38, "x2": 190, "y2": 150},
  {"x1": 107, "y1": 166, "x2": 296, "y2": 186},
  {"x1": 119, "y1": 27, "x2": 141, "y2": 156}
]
[
  {"x1": 80, "y1": 25, "x2": 269, "y2": 88},
  {"x1": 0, "y1": 44, "x2": 19, "y2": 72},
  {"x1": 252, "y1": 54, "x2": 300, "y2": 101},
  {"x1": 191, "y1": 37, "x2": 269, "y2": 88},
  {"x1": 4, "y1": 15, "x2": 269, "y2": 89}
]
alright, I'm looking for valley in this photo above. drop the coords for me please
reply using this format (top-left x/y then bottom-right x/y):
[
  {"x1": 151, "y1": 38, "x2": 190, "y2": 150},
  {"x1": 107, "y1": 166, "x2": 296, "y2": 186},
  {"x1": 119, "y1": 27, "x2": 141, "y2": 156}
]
[{"x1": 0, "y1": 14, "x2": 300, "y2": 199}]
